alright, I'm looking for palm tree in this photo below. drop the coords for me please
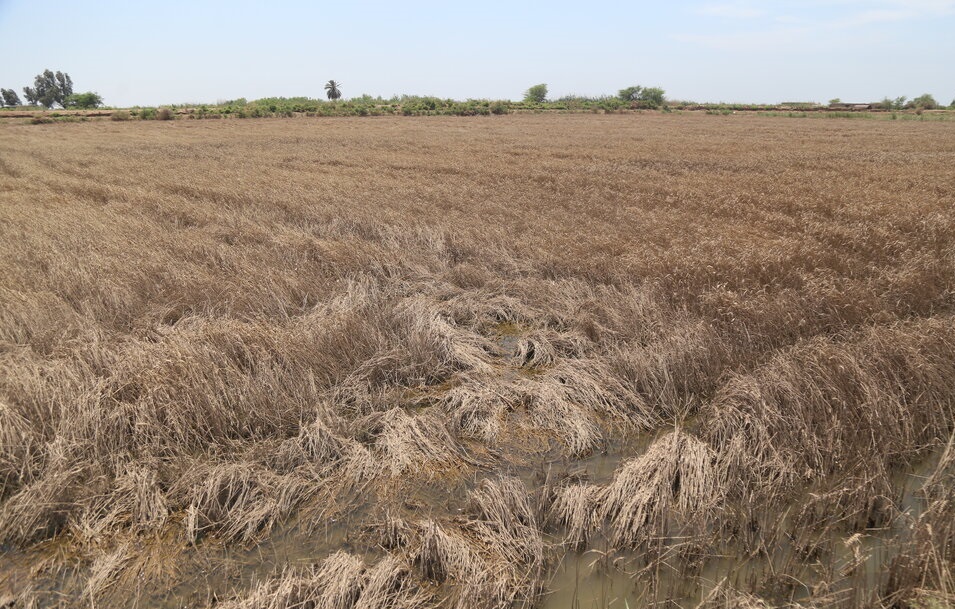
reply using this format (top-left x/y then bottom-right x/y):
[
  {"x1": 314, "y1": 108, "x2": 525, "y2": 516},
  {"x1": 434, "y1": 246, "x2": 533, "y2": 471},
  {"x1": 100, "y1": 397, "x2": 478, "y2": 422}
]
[{"x1": 324, "y1": 80, "x2": 342, "y2": 101}]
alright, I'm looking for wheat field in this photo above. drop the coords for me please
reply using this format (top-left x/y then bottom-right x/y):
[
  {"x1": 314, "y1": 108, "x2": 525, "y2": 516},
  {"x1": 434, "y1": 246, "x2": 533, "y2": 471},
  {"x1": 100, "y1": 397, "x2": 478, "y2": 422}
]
[{"x1": 1, "y1": 114, "x2": 954, "y2": 608}]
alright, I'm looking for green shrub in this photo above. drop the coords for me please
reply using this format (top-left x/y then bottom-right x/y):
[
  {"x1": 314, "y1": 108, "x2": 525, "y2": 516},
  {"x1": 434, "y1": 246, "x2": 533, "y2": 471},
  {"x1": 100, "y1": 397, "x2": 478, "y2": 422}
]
[
  {"x1": 111, "y1": 110, "x2": 131, "y2": 121},
  {"x1": 490, "y1": 101, "x2": 509, "y2": 115},
  {"x1": 523, "y1": 83, "x2": 548, "y2": 103},
  {"x1": 911, "y1": 93, "x2": 938, "y2": 110},
  {"x1": 619, "y1": 85, "x2": 666, "y2": 108},
  {"x1": 628, "y1": 100, "x2": 656, "y2": 110},
  {"x1": 139, "y1": 108, "x2": 155, "y2": 120},
  {"x1": 63, "y1": 92, "x2": 103, "y2": 109},
  {"x1": 875, "y1": 97, "x2": 895, "y2": 110}
]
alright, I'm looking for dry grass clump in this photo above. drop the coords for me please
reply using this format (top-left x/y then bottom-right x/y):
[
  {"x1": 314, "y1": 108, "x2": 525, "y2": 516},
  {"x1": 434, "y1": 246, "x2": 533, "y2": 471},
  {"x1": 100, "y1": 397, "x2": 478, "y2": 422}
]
[
  {"x1": 276, "y1": 414, "x2": 345, "y2": 472},
  {"x1": 608, "y1": 317, "x2": 726, "y2": 418},
  {"x1": 175, "y1": 461, "x2": 312, "y2": 544},
  {"x1": 437, "y1": 355, "x2": 654, "y2": 457},
  {"x1": 882, "y1": 433, "x2": 955, "y2": 605},
  {"x1": 697, "y1": 582, "x2": 772, "y2": 609},
  {"x1": 548, "y1": 482, "x2": 601, "y2": 548},
  {"x1": 703, "y1": 318, "x2": 955, "y2": 526},
  {"x1": 84, "y1": 542, "x2": 134, "y2": 600},
  {"x1": 923, "y1": 432, "x2": 955, "y2": 500},
  {"x1": 466, "y1": 476, "x2": 544, "y2": 563},
  {"x1": 67, "y1": 463, "x2": 169, "y2": 546},
  {"x1": 413, "y1": 520, "x2": 484, "y2": 585},
  {"x1": 599, "y1": 430, "x2": 722, "y2": 547},
  {"x1": 0, "y1": 399, "x2": 36, "y2": 499},
  {"x1": 2, "y1": 114, "x2": 955, "y2": 607},
  {"x1": 548, "y1": 429, "x2": 722, "y2": 550},
  {"x1": 406, "y1": 477, "x2": 545, "y2": 609},
  {"x1": 0, "y1": 465, "x2": 90, "y2": 546},
  {"x1": 442, "y1": 380, "x2": 512, "y2": 444},
  {"x1": 219, "y1": 552, "x2": 432, "y2": 609},
  {"x1": 356, "y1": 407, "x2": 471, "y2": 477}
]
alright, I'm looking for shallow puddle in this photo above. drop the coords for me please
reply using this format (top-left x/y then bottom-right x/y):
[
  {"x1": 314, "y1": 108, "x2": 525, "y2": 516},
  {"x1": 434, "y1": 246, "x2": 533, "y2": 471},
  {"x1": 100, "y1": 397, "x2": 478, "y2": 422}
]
[
  {"x1": 1, "y1": 434, "x2": 948, "y2": 608},
  {"x1": 542, "y1": 444, "x2": 947, "y2": 609}
]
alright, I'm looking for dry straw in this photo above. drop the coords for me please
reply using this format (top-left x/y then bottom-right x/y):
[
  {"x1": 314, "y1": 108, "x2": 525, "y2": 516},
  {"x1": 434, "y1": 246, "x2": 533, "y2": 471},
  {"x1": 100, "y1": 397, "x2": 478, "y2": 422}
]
[{"x1": 1, "y1": 114, "x2": 954, "y2": 607}]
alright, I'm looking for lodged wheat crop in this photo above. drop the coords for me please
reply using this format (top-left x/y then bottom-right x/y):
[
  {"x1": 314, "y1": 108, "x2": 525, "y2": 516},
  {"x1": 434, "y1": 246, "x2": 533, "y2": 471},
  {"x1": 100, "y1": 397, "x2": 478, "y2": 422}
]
[{"x1": 1, "y1": 114, "x2": 954, "y2": 608}]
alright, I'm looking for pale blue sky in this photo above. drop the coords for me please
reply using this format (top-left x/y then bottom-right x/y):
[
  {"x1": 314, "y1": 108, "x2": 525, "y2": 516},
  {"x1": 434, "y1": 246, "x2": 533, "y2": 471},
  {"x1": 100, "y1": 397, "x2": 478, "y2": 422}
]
[{"x1": 1, "y1": 0, "x2": 952, "y2": 107}]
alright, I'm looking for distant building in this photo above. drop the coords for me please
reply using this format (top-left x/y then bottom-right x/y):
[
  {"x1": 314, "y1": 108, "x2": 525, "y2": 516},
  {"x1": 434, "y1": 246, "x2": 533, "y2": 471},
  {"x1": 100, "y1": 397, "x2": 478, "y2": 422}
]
[{"x1": 828, "y1": 102, "x2": 873, "y2": 110}]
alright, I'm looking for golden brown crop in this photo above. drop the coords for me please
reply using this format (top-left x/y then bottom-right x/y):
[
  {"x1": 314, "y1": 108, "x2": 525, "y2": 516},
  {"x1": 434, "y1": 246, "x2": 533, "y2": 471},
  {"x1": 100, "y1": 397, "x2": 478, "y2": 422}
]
[{"x1": 1, "y1": 114, "x2": 954, "y2": 608}]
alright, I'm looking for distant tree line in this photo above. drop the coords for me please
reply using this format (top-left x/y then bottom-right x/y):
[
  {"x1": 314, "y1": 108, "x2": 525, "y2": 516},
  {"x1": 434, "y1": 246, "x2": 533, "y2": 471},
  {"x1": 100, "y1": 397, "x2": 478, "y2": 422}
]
[
  {"x1": 526, "y1": 84, "x2": 953, "y2": 111},
  {"x1": 1, "y1": 69, "x2": 103, "y2": 109},
  {"x1": 831, "y1": 94, "x2": 945, "y2": 110},
  {"x1": 882, "y1": 94, "x2": 940, "y2": 110},
  {"x1": 4, "y1": 71, "x2": 951, "y2": 114},
  {"x1": 523, "y1": 83, "x2": 668, "y2": 108}
]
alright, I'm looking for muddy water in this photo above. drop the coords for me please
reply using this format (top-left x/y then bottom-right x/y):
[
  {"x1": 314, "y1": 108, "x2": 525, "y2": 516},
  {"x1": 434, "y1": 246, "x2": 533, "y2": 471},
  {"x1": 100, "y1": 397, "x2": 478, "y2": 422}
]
[
  {"x1": 543, "y1": 446, "x2": 947, "y2": 609},
  {"x1": 0, "y1": 465, "x2": 486, "y2": 608},
  {"x1": 1, "y1": 436, "x2": 947, "y2": 608}
]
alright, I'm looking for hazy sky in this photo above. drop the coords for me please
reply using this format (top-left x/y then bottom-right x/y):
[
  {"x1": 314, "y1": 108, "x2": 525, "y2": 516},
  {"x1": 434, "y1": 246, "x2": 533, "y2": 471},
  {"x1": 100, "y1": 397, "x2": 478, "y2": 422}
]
[{"x1": 1, "y1": 0, "x2": 952, "y2": 107}]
